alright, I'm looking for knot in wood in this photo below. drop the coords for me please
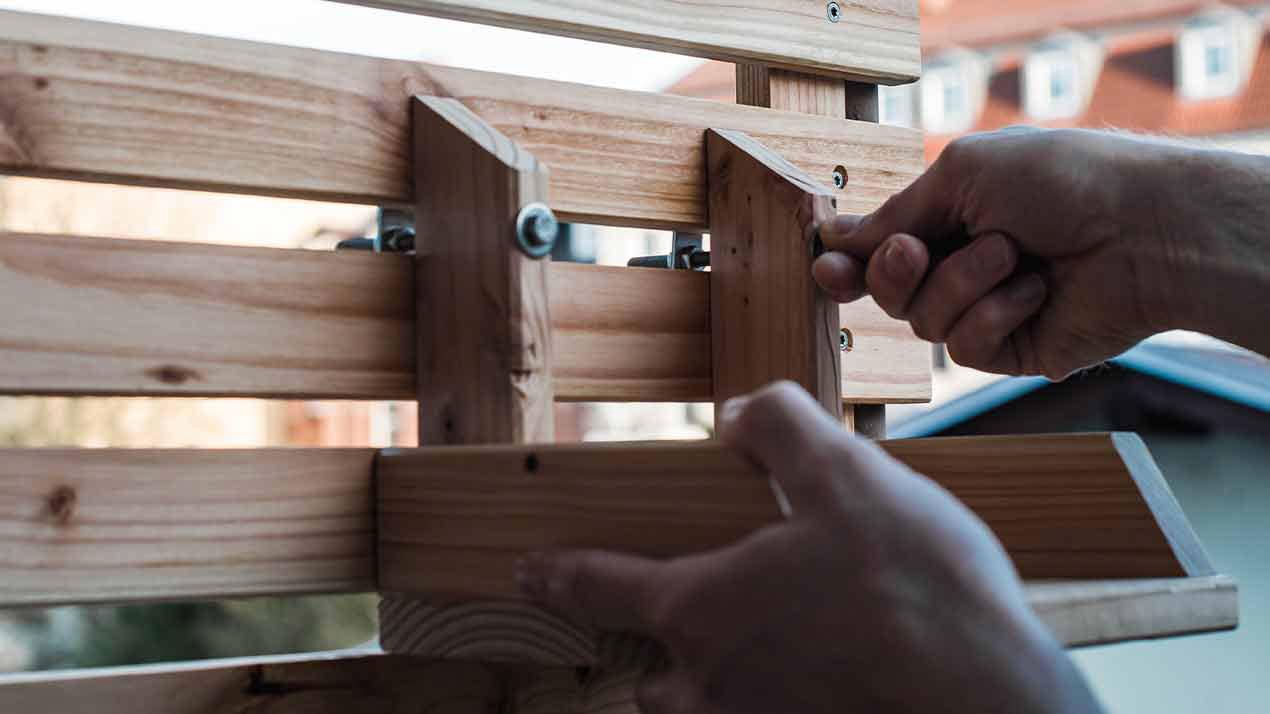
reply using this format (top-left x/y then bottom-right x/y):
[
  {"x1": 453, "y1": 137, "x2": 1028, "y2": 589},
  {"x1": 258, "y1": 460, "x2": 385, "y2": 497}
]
[{"x1": 47, "y1": 485, "x2": 76, "y2": 526}]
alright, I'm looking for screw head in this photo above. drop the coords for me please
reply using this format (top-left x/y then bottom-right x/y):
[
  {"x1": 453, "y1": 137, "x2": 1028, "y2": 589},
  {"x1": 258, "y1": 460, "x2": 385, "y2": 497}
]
[
  {"x1": 831, "y1": 167, "x2": 847, "y2": 190},
  {"x1": 516, "y1": 202, "x2": 558, "y2": 258},
  {"x1": 826, "y1": 1, "x2": 842, "y2": 22},
  {"x1": 839, "y1": 329, "x2": 853, "y2": 352}
]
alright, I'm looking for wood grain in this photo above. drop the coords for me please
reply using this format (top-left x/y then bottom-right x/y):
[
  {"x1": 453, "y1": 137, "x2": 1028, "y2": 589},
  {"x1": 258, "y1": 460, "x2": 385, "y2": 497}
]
[
  {"x1": 0, "y1": 649, "x2": 502, "y2": 714},
  {"x1": 333, "y1": 1, "x2": 920, "y2": 83},
  {"x1": 0, "y1": 9, "x2": 924, "y2": 230},
  {"x1": 413, "y1": 96, "x2": 554, "y2": 444},
  {"x1": 0, "y1": 449, "x2": 376, "y2": 607},
  {"x1": 0, "y1": 647, "x2": 655, "y2": 714},
  {"x1": 378, "y1": 434, "x2": 1212, "y2": 602},
  {"x1": 380, "y1": 97, "x2": 579, "y2": 671},
  {"x1": 1032, "y1": 576, "x2": 1238, "y2": 648},
  {"x1": 706, "y1": 128, "x2": 842, "y2": 419},
  {"x1": 0, "y1": 232, "x2": 924, "y2": 403},
  {"x1": 0, "y1": 579, "x2": 1237, "y2": 709}
]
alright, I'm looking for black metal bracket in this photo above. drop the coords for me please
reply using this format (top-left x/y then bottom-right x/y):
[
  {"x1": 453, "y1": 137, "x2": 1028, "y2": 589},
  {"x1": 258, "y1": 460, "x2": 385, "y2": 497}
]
[
  {"x1": 335, "y1": 208, "x2": 416, "y2": 253},
  {"x1": 628, "y1": 232, "x2": 709, "y2": 270}
]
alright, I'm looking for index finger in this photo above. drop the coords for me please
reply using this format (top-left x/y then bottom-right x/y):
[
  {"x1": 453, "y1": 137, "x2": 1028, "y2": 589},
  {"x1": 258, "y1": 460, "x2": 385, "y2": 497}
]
[{"x1": 818, "y1": 158, "x2": 960, "y2": 260}]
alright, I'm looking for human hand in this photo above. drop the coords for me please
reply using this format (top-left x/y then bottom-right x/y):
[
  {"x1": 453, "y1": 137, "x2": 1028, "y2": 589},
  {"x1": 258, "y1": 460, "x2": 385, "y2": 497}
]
[
  {"x1": 515, "y1": 382, "x2": 1100, "y2": 714},
  {"x1": 814, "y1": 127, "x2": 1193, "y2": 380}
]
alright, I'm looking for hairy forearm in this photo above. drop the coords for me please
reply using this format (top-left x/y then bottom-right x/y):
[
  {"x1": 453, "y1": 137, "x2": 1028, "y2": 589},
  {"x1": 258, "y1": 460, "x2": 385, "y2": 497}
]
[{"x1": 1153, "y1": 147, "x2": 1270, "y2": 355}]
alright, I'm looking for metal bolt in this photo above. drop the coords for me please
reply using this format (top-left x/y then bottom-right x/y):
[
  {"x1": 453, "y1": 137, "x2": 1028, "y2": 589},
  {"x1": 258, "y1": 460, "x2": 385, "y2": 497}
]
[
  {"x1": 831, "y1": 167, "x2": 847, "y2": 190},
  {"x1": 839, "y1": 329, "x2": 854, "y2": 352},
  {"x1": 827, "y1": 2, "x2": 842, "y2": 22},
  {"x1": 516, "y1": 202, "x2": 558, "y2": 258}
]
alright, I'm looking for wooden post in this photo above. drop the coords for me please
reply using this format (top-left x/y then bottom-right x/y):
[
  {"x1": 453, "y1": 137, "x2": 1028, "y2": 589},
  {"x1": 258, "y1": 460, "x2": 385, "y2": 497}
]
[
  {"x1": 379, "y1": 96, "x2": 568, "y2": 661},
  {"x1": 706, "y1": 127, "x2": 842, "y2": 419},
  {"x1": 737, "y1": 64, "x2": 889, "y2": 436}
]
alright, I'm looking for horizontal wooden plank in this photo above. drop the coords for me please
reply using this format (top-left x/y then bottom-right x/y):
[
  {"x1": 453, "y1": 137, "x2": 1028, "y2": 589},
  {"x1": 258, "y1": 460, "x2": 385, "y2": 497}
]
[
  {"x1": 378, "y1": 434, "x2": 1211, "y2": 601},
  {"x1": 0, "y1": 576, "x2": 1238, "y2": 709},
  {"x1": 1031, "y1": 576, "x2": 1238, "y2": 648},
  {"x1": 0, "y1": 649, "x2": 504, "y2": 714},
  {"x1": 335, "y1": 0, "x2": 920, "y2": 83},
  {"x1": 0, "y1": 647, "x2": 643, "y2": 714},
  {"x1": 0, "y1": 9, "x2": 924, "y2": 230},
  {"x1": 0, "y1": 448, "x2": 377, "y2": 606},
  {"x1": 0, "y1": 232, "x2": 926, "y2": 403}
]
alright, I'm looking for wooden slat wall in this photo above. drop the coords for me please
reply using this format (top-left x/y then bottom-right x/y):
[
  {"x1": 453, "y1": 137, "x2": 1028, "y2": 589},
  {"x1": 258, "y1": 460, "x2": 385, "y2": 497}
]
[
  {"x1": 0, "y1": 449, "x2": 376, "y2": 607},
  {"x1": 333, "y1": 0, "x2": 921, "y2": 83},
  {"x1": 0, "y1": 232, "x2": 927, "y2": 403},
  {"x1": 0, "y1": 10, "x2": 924, "y2": 231}
]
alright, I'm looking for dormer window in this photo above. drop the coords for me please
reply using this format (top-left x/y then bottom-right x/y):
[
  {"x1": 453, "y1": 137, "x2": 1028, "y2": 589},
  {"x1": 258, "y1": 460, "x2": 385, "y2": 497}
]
[
  {"x1": 921, "y1": 51, "x2": 987, "y2": 135},
  {"x1": 1178, "y1": 8, "x2": 1258, "y2": 101},
  {"x1": 880, "y1": 84, "x2": 917, "y2": 128},
  {"x1": 1023, "y1": 34, "x2": 1102, "y2": 121},
  {"x1": 1025, "y1": 50, "x2": 1080, "y2": 119},
  {"x1": 922, "y1": 66, "x2": 970, "y2": 133}
]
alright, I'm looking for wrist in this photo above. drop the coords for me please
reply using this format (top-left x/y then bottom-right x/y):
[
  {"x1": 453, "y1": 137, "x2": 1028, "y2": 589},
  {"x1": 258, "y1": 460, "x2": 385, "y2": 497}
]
[{"x1": 1148, "y1": 147, "x2": 1270, "y2": 350}]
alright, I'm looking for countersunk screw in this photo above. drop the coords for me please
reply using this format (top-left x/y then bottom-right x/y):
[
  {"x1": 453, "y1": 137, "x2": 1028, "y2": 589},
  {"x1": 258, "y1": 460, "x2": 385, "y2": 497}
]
[
  {"x1": 826, "y1": 2, "x2": 842, "y2": 22},
  {"x1": 839, "y1": 329, "x2": 853, "y2": 352},
  {"x1": 516, "y1": 202, "x2": 558, "y2": 259},
  {"x1": 831, "y1": 167, "x2": 847, "y2": 190}
]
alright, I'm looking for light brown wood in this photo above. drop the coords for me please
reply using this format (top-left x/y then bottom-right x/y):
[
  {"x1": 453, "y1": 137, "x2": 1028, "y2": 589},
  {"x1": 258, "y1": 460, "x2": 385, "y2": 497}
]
[
  {"x1": 0, "y1": 649, "x2": 503, "y2": 713},
  {"x1": 412, "y1": 96, "x2": 554, "y2": 444},
  {"x1": 0, "y1": 647, "x2": 656, "y2": 714},
  {"x1": 332, "y1": 0, "x2": 920, "y2": 83},
  {"x1": 0, "y1": 577, "x2": 1236, "y2": 709},
  {"x1": 0, "y1": 232, "x2": 925, "y2": 403},
  {"x1": 736, "y1": 65, "x2": 849, "y2": 116},
  {"x1": 378, "y1": 434, "x2": 1213, "y2": 602},
  {"x1": 706, "y1": 128, "x2": 842, "y2": 418},
  {"x1": 0, "y1": 10, "x2": 924, "y2": 230},
  {"x1": 380, "y1": 97, "x2": 583, "y2": 675},
  {"x1": 1032, "y1": 576, "x2": 1239, "y2": 648},
  {"x1": 0, "y1": 449, "x2": 376, "y2": 607}
]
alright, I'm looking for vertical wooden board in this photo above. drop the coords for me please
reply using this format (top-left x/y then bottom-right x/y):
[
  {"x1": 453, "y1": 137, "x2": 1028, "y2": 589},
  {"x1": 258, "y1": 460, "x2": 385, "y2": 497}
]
[
  {"x1": 706, "y1": 128, "x2": 842, "y2": 417},
  {"x1": 413, "y1": 96, "x2": 554, "y2": 444}
]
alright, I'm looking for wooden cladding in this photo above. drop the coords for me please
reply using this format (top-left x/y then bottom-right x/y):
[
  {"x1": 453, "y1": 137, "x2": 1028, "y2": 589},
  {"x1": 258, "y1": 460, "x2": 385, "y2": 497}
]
[
  {"x1": 332, "y1": 0, "x2": 921, "y2": 83},
  {"x1": 0, "y1": 443, "x2": 1235, "y2": 651},
  {"x1": 0, "y1": 449, "x2": 377, "y2": 607},
  {"x1": 377, "y1": 434, "x2": 1211, "y2": 601},
  {"x1": 0, "y1": 232, "x2": 928, "y2": 403},
  {"x1": 0, "y1": 10, "x2": 924, "y2": 231}
]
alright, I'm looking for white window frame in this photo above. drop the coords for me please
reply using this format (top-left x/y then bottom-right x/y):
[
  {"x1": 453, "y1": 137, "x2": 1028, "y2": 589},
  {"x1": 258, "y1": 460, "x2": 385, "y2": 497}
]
[
  {"x1": 1179, "y1": 22, "x2": 1243, "y2": 100},
  {"x1": 922, "y1": 65, "x2": 973, "y2": 135},
  {"x1": 1025, "y1": 48, "x2": 1083, "y2": 120},
  {"x1": 880, "y1": 84, "x2": 917, "y2": 128}
]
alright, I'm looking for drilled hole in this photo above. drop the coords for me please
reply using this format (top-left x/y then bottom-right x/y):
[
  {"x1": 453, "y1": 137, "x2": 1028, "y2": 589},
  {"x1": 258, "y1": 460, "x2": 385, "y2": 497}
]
[
  {"x1": 525, "y1": 453, "x2": 539, "y2": 474},
  {"x1": 839, "y1": 328, "x2": 854, "y2": 353},
  {"x1": 826, "y1": 2, "x2": 842, "y2": 22},
  {"x1": 832, "y1": 165, "x2": 848, "y2": 190}
]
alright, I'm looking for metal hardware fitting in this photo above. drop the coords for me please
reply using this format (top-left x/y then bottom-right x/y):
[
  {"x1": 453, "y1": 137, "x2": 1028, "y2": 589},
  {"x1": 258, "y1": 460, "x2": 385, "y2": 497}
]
[
  {"x1": 516, "y1": 202, "x2": 559, "y2": 259},
  {"x1": 826, "y1": 2, "x2": 842, "y2": 22},
  {"x1": 840, "y1": 329, "x2": 853, "y2": 352},
  {"x1": 335, "y1": 208, "x2": 415, "y2": 253},
  {"x1": 831, "y1": 167, "x2": 847, "y2": 190},
  {"x1": 628, "y1": 232, "x2": 710, "y2": 271}
]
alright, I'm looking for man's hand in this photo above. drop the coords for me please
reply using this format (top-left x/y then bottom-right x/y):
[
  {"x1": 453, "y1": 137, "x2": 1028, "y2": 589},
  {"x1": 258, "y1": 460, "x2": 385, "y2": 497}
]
[
  {"x1": 515, "y1": 383, "x2": 1100, "y2": 714},
  {"x1": 814, "y1": 127, "x2": 1270, "y2": 378}
]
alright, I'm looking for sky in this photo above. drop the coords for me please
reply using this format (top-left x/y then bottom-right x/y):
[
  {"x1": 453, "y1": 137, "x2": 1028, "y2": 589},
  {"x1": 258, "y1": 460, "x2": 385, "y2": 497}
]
[{"x1": 0, "y1": 0, "x2": 702, "y2": 92}]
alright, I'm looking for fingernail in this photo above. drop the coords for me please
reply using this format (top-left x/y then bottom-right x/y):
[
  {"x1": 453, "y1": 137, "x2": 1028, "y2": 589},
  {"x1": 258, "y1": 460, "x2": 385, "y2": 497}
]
[
  {"x1": 884, "y1": 239, "x2": 913, "y2": 281},
  {"x1": 515, "y1": 553, "x2": 548, "y2": 600},
  {"x1": 1010, "y1": 274, "x2": 1046, "y2": 303}
]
